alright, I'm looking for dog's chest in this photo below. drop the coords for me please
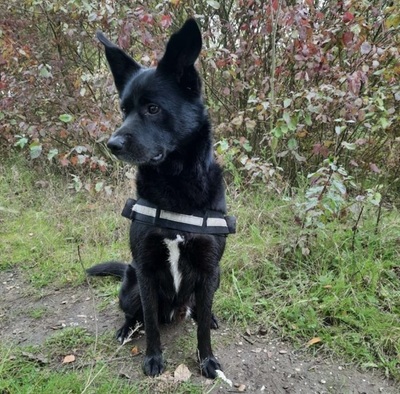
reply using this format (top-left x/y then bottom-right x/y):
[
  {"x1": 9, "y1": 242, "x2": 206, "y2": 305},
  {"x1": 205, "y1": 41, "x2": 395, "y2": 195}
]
[{"x1": 163, "y1": 235, "x2": 185, "y2": 293}]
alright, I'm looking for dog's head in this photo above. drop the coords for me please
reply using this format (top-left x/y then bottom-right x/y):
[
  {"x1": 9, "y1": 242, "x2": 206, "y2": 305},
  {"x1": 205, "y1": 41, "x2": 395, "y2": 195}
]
[{"x1": 97, "y1": 19, "x2": 206, "y2": 165}]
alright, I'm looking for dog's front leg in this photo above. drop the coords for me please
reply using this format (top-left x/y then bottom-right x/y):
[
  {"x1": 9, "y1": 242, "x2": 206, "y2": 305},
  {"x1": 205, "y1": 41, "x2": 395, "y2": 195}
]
[
  {"x1": 137, "y1": 273, "x2": 164, "y2": 376},
  {"x1": 195, "y1": 277, "x2": 222, "y2": 378}
]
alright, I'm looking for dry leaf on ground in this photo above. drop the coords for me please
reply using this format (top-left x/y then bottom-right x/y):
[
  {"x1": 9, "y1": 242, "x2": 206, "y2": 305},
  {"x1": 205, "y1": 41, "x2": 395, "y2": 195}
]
[
  {"x1": 174, "y1": 363, "x2": 192, "y2": 382},
  {"x1": 62, "y1": 354, "x2": 76, "y2": 364}
]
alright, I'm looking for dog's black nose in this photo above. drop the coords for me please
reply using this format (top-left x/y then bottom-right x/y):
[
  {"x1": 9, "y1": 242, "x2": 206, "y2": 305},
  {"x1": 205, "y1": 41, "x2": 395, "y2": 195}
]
[{"x1": 107, "y1": 135, "x2": 125, "y2": 152}]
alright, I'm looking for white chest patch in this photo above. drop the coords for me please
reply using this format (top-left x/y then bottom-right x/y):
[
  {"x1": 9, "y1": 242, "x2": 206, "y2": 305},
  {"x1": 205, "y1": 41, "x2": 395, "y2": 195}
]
[{"x1": 164, "y1": 235, "x2": 184, "y2": 293}]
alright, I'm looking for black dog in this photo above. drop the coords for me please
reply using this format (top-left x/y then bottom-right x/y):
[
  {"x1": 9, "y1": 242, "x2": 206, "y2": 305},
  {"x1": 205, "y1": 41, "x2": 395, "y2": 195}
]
[{"x1": 87, "y1": 19, "x2": 234, "y2": 379}]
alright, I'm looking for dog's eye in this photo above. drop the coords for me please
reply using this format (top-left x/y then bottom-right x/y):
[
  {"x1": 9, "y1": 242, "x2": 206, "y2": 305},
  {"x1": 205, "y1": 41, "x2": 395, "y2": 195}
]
[{"x1": 147, "y1": 104, "x2": 160, "y2": 115}]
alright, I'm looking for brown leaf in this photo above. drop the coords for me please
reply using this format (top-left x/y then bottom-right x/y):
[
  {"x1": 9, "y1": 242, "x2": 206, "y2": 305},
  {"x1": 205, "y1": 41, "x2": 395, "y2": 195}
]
[
  {"x1": 174, "y1": 363, "x2": 192, "y2": 382},
  {"x1": 306, "y1": 337, "x2": 322, "y2": 347},
  {"x1": 130, "y1": 346, "x2": 140, "y2": 356},
  {"x1": 62, "y1": 354, "x2": 76, "y2": 364}
]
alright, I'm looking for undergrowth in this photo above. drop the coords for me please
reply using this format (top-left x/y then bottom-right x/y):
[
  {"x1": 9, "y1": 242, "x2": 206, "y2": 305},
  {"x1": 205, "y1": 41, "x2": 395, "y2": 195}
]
[{"x1": 218, "y1": 186, "x2": 400, "y2": 379}]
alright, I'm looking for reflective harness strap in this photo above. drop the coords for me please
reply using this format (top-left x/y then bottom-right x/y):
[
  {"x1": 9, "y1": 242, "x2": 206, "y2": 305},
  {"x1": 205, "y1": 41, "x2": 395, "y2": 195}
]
[{"x1": 121, "y1": 198, "x2": 236, "y2": 235}]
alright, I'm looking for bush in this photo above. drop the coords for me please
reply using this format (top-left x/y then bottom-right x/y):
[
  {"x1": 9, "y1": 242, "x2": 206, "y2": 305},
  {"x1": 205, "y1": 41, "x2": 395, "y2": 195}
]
[{"x1": 1, "y1": 0, "x2": 399, "y2": 199}]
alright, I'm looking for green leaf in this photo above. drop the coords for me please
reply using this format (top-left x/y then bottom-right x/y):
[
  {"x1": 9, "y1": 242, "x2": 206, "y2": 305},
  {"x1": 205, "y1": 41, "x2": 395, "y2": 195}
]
[
  {"x1": 39, "y1": 66, "x2": 52, "y2": 78},
  {"x1": 243, "y1": 141, "x2": 252, "y2": 152},
  {"x1": 47, "y1": 148, "x2": 59, "y2": 161},
  {"x1": 332, "y1": 179, "x2": 346, "y2": 195},
  {"x1": 368, "y1": 192, "x2": 382, "y2": 207},
  {"x1": 14, "y1": 136, "x2": 28, "y2": 148},
  {"x1": 207, "y1": 0, "x2": 220, "y2": 9},
  {"x1": 272, "y1": 126, "x2": 283, "y2": 138},
  {"x1": 59, "y1": 114, "x2": 74, "y2": 123},
  {"x1": 288, "y1": 138, "x2": 298, "y2": 150},
  {"x1": 95, "y1": 182, "x2": 104, "y2": 192},
  {"x1": 29, "y1": 142, "x2": 42, "y2": 159},
  {"x1": 283, "y1": 98, "x2": 292, "y2": 108},
  {"x1": 341, "y1": 141, "x2": 356, "y2": 150},
  {"x1": 282, "y1": 111, "x2": 291, "y2": 125},
  {"x1": 216, "y1": 139, "x2": 229, "y2": 153},
  {"x1": 380, "y1": 117, "x2": 390, "y2": 129},
  {"x1": 304, "y1": 113, "x2": 312, "y2": 126}
]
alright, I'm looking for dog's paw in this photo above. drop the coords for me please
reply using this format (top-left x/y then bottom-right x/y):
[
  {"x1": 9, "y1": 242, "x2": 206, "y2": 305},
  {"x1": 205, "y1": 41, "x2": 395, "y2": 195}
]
[
  {"x1": 143, "y1": 354, "x2": 165, "y2": 377},
  {"x1": 199, "y1": 356, "x2": 222, "y2": 379},
  {"x1": 210, "y1": 313, "x2": 219, "y2": 329},
  {"x1": 116, "y1": 324, "x2": 131, "y2": 344}
]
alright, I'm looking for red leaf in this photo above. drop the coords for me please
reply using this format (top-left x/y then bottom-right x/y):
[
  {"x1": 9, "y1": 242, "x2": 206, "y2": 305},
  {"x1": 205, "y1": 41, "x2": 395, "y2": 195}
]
[
  {"x1": 59, "y1": 156, "x2": 70, "y2": 167},
  {"x1": 140, "y1": 14, "x2": 153, "y2": 24},
  {"x1": 342, "y1": 31, "x2": 354, "y2": 47},
  {"x1": 312, "y1": 143, "x2": 329, "y2": 158},
  {"x1": 343, "y1": 11, "x2": 354, "y2": 23},
  {"x1": 369, "y1": 163, "x2": 380, "y2": 173},
  {"x1": 161, "y1": 14, "x2": 172, "y2": 29}
]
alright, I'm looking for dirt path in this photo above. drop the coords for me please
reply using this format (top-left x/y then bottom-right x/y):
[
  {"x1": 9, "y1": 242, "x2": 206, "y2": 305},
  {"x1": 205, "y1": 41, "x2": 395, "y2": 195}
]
[{"x1": 1, "y1": 269, "x2": 397, "y2": 393}]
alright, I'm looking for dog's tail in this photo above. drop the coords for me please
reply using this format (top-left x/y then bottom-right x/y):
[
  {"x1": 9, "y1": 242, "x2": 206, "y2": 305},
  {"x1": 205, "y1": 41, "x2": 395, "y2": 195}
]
[{"x1": 86, "y1": 261, "x2": 127, "y2": 278}]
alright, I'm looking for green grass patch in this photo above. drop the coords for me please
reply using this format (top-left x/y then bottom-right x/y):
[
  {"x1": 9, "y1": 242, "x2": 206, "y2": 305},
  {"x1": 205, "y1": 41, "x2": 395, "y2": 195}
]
[
  {"x1": 0, "y1": 159, "x2": 130, "y2": 289},
  {"x1": 217, "y1": 188, "x2": 400, "y2": 379},
  {"x1": 1, "y1": 157, "x2": 399, "y2": 391}
]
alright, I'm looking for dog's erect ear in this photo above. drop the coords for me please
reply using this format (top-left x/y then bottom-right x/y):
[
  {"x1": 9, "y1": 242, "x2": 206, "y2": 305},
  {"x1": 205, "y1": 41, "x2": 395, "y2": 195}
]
[
  {"x1": 97, "y1": 31, "x2": 141, "y2": 94},
  {"x1": 157, "y1": 19, "x2": 202, "y2": 91}
]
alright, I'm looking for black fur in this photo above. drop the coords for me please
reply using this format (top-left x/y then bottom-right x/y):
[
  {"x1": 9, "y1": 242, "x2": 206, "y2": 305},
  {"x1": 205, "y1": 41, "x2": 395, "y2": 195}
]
[{"x1": 88, "y1": 19, "x2": 227, "y2": 379}]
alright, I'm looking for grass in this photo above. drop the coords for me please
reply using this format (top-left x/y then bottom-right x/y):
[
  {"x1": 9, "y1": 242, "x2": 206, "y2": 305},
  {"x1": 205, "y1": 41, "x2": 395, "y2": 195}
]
[
  {"x1": 1, "y1": 157, "x2": 399, "y2": 392},
  {"x1": 218, "y1": 187, "x2": 400, "y2": 378}
]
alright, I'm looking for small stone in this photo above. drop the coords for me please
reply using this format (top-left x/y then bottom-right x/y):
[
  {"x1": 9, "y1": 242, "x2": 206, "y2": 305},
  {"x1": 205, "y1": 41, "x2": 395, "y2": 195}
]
[
  {"x1": 259, "y1": 326, "x2": 268, "y2": 336},
  {"x1": 320, "y1": 379, "x2": 326, "y2": 384},
  {"x1": 238, "y1": 384, "x2": 246, "y2": 392}
]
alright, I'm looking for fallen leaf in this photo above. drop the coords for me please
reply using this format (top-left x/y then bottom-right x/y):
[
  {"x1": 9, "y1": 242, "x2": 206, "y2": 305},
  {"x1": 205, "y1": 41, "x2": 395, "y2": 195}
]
[
  {"x1": 62, "y1": 354, "x2": 76, "y2": 364},
  {"x1": 174, "y1": 364, "x2": 192, "y2": 382},
  {"x1": 306, "y1": 337, "x2": 322, "y2": 347},
  {"x1": 130, "y1": 346, "x2": 139, "y2": 356}
]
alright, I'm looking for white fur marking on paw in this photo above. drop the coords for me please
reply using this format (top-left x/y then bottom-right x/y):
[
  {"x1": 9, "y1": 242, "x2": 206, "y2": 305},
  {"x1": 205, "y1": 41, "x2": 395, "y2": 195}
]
[
  {"x1": 215, "y1": 370, "x2": 233, "y2": 387},
  {"x1": 164, "y1": 235, "x2": 184, "y2": 293}
]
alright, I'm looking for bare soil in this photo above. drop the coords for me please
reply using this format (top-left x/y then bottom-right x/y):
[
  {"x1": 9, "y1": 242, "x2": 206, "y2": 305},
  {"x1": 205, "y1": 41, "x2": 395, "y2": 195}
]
[{"x1": 1, "y1": 269, "x2": 397, "y2": 394}]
